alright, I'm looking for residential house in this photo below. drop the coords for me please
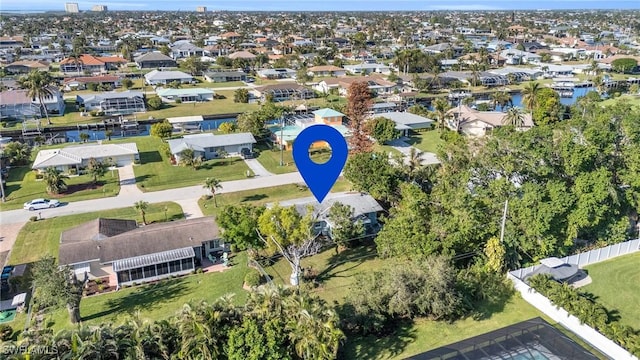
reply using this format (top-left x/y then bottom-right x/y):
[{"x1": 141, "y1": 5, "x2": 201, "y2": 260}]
[
  {"x1": 0, "y1": 36, "x2": 24, "y2": 49},
  {"x1": 0, "y1": 87, "x2": 65, "y2": 120},
  {"x1": 219, "y1": 32, "x2": 242, "y2": 42},
  {"x1": 170, "y1": 42, "x2": 206, "y2": 59},
  {"x1": 60, "y1": 54, "x2": 126, "y2": 74},
  {"x1": 5, "y1": 60, "x2": 50, "y2": 74},
  {"x1": 252, "y1": 84, "x2": 314, "y2": 102},
  {"x1": 313, "y1": 76, "x2": 397, "y2": 96},
  {"x1": 269, "y1": 108, "x2": 350, "y2": 150},
  {"x1": 228, "y1": 51, "x2": 257, "y2": 61},
  {"x1": 273, "y1": 192, "x2": 384, "y2": 237},
  {"x1": 368, "y1": 102, "x2": 398, "y2": 115},
  {"x1": 307, "y1": 65, "x2": 346, "y2": 77},
  {"x1": 423, "y1": 43, "x2": 465, "y2": 57},
  {"x1": 134, "y1": 52, "x2": 177, "y2": 69},
  {"x1": 343, "y1": 63, "x2": 391, "y2": 75},
  {"x1": 203, "y1": 70, "x2": 247, "y2": 83},
  {"x1": 445, "y1": 105, "x2": 534, "y2": 136},
  {"x1": 376, "y1": 112, "x2": 435, "y2": 136},
  {"x1": 256, "y1": 68, "x2": 296, "y2": 79},
  {"x1": 144, "y1": 70, "x2": 194, "y2": 86},
  {"x1": 499, "y1": 49, "x2": 541, "y2": 65},
  {"x1": 32, "y1": 143, "x2": 139, "y2": 172},
  {"x1": 76, "y1": 91, "x2": 146, "y2": 115},
  {"x1": 63, "y1": 75, "x2": 121, "y2": 91},
  {"x1": 156, "y1": 88, "x2": 214, "y2": 103},
  {"x1": 167, "y1": 133, "x2": 256, "y2": 163},
  {"x1": 58, "y1": 217, "x2": 228, "y2": 287}
]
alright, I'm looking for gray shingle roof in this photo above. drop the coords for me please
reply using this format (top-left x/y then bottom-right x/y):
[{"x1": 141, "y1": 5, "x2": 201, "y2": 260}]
[
  {"x1": 135, "y1": 52, "x2": 175, "y2": 63},
  {"x1": 271, "y1": 192, "x2": 383, "y2": 222},
  {"x1": 59, "y1": 217, "x2": 220, "y2": 266}
]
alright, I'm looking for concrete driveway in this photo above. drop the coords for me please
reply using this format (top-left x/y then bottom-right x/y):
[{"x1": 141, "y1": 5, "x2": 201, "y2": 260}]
[{"x1": 243, "y1": 158, "x2": 274, "y2": 177}]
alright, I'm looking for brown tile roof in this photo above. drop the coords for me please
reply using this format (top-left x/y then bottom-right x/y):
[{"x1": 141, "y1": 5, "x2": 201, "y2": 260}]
[
  {"x1": 0, "y1": 36, "x2": 24, "y2": 42},
  {"x1": 447, "y1": 105, "x2": 534, "y2": 128},
  {"x1": 308, "y1": 65, "x2": 344, "y2": 72},
  {"x1": 59, "y1": 217, "x2": 220, "y2": 266},
  {"x1": 220, "y1": 31, "x2": 241, "y2": 38},
  {"x1": 0, "y1": 90, "x2": 31, "y2": 105},
  {"x1": 63, "y1": 75, "x2": 121, "y2": 84},
  {"x1": 60, "y1": 54, "x2": 125, "y2": 66},
  {"x1": 7, "y1": 60, "x2": 50, "y2": 69}
]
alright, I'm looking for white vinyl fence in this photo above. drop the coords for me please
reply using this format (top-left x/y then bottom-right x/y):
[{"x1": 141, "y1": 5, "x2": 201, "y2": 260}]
[
  {"x1": 509, "y1": 238, "x2": 640, "y2": 280},
  {"x1": 508, "y1": 238, "x2": 640, "y2": 360}
]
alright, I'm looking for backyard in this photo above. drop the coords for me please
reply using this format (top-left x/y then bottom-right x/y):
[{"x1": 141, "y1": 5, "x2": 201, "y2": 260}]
[
  {"x1": 581, "y1": 251, "x2": 640, "y2": 329},
  {"x1": 46, "y1": 252, "x2": 250, "y2": 332},
  {"x1": 110, "y1": 136, "x2": 251, "y2": 191},
  {"x1": 0, "y1": 165, "x2": 120, "y2": 211},
  {"x1": 404, "y1": 129, "x2": 446, "y2": 154},
  {"x1": 7, "y1": 202, "x2": 183, "y2": 265}
]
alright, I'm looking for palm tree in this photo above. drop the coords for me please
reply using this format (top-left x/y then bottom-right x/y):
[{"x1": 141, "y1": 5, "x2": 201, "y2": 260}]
[
  {"x1": 432, "y1": 97, "x2": 451, "y2": 130},
  {"x1": 406, "y1": 147, "x2": 424, "y2": 180},
  {"x1": 203, "y1": 177, "x2": 223, "y2": 207},
  {"x1": 134, "y1": 200, "x2": 149, "y2": 225},
  {"x1": 490, "y1": 91, "x2": 512, "y2": 111},
  {"x1": 503, "y1": 107, "x2": 526, "y2": 127},
  {"x1": 43, "y1": 167, "x2": 68, "y2": 194},
  {"x1": 468, "y1": 63, "x2": 481, "y2": 87},
  {"x1": 521, "y1": 81, "x2": 541, "y2": 111},
  {"x1": 17, "y1": 70, "x2": 55, "y2": 125}
]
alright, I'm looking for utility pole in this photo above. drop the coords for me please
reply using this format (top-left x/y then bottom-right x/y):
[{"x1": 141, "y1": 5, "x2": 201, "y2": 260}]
[
  {"x1": 0, "y1": 171, "x2": 5, "y2": 202},
  {"x1": 499, "y1": 200, "x2": 509, "y2": 243}
]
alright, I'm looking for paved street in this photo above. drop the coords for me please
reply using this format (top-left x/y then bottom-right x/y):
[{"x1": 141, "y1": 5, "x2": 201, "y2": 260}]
[{"x1": 0, "y1": 171, "x2": 304, "y2": 226}]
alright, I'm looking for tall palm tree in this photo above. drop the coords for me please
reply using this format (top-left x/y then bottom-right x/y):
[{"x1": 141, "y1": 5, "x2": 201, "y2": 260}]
[
  {"x1": 468, "y1": 63, "x2": 481, "y2": 86},
  {"x1": 433, "y1": 97, "x2": 451, "y2": 130},
  {"x1": 17, "y1": 70, "x2": 55, "y2": 125},
  {"x1": 43, "y1": 167, "x2": 68, "y2": 194},
  {"x1": 406, "y1": 147, "x2": 424, "y2": 180},
  {"x1": 521, "y1": 81, "x2": 541, "y2": 111},
  {"x1": 134, "y1": 200, "x2": 149, "y2": 225},
  {"x1": 203, "y1": 177, "x2": 223, "y2": 207},
  {"x1": 490, "y1": 91, "x2": 513, "y2": 111},
  {"x1": 503, "y1": 107, "x2": 526, "y2": 127}
]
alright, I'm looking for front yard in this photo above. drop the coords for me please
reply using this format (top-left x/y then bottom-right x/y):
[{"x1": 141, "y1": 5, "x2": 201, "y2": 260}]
[
  {"x1": 0, "y1": 166, "x2": 120, "y2": 211},
  {"x1": 7, "y1": 202, "x2": 183, "y2": 265},
  {"x1": 198, "y1": 179, "x2": 352, "y2": 216},
  {"x1": 581, "y1": 251, "x2": 640, "y2": 329},
  {"x1": 109, "y1": 137, "x2": 251, "y2": 192},
  {"x1": 255, "y1": 143, "x2": 332, "y2": 174}
]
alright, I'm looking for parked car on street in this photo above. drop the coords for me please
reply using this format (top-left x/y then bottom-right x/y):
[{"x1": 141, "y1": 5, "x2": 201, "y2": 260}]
[{"x1": 23, "y1": 198, "x2": 61, "y2": 211}]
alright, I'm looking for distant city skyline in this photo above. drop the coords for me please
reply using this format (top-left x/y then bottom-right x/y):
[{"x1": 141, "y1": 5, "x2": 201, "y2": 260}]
[{"x1": 2, "y1": 0, "x2": 640, "y2": 11}]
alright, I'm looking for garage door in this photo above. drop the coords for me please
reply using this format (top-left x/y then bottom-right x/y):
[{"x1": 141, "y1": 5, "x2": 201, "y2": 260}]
[{"x1": 115, "y1": 156, "x2": 133, "y2": 166}]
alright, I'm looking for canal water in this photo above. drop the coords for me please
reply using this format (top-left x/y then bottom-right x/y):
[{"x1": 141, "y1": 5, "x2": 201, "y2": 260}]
[{"x1": 63, "y1": 88, "x2": 597, "y2": 142}]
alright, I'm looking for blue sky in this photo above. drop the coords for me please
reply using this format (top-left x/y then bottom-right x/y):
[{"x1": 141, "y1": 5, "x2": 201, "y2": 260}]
[{"x1": 1, "y1": 0, "x2": 640, "y2": 11}]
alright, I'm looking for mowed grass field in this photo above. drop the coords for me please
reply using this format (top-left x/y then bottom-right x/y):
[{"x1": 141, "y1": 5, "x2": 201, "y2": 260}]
[
  {"x1": 582, "y1": 251, "x2": 640, "y2": 329},
  {"x1": 7, "y1": 202, "x2": 183, "y2": 265}
]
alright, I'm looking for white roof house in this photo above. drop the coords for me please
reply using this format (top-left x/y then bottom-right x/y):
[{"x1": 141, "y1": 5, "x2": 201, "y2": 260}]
[
  {"x1": 144, "y1": 70, "x2": 194, "y2": 85},
  {"x1": 376, "y1": 112, "x2": 435, "y2": 133},
  {"x1": 32, "y1": 143, "x2": 139, "y2": 170},
  {"x1": 167, "y1": 133, "x2": 256, "y2": 160}
]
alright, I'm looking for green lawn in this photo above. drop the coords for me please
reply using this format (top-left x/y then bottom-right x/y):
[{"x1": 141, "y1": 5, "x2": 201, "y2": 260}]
[
  {"x1": 47, "y1": 252, "x2": 250, "y2": 332},
  {"x1": 198, "y1": 80, "x2": 246, "y2": 88},
  {"x1": 145, "y1": 90, "x2": 258, "y2": 118},
  {"x1": 0, "y1": 166, "x2": 120, "y2": 211},
  {"x1": 582, "y1": 251, "x2": 640, "y2": 329},
  {"x1": 266, "y1": 246, "x2": 606, "y2": 359},
  {"x1": 601, "y1": 94, "x2": 640, "y2": 108},
  {"x1": 404, "y1": 130, "x2": 446, "y2": 154},
  {"x1": 199, "y1": 179, "x2": 352, "y2": 216},
  {"x1": 255, "y1": 143, "x2": 332, "y2": 174},
  {"x1": 109, "y1": 137, "x2": 251, "y2": 192},
  {"x1": 7, "y1": 202, "x2": 183, "y2": 265}
]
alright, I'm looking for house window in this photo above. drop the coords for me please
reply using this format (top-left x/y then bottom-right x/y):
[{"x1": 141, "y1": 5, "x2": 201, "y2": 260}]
[
  {"x1": 117, "y1": 271, "x2": 130, "y2": 283},
  {"x1": 169, "y1": 260, "x2": 181, "y2": 273},
  {"x1": 143, "y1": 265, "x2": 156, "y2": 278},
  {"x1": 181, "y1": 258, "x2": 193, "y2": 270},
  {"x1": 209, "y1": 239, "x2": 221, "y2": 249},
  {"x1": 130, "y1": 267, "x2": 143, "y2": 281},
  {"x1": 157, "y1": 262, "x2": 169, "y2": 275}
]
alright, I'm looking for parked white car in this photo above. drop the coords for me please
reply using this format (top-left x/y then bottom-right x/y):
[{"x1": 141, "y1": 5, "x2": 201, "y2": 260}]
[{"x1": 23, "y1": 198, "x2": 61, "y2": 211}]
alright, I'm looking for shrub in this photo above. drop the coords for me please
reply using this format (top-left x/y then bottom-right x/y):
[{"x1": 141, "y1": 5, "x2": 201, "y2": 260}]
[
  {"x1": 147, "y1": 96, "x2": 163, "y2": 110},
  {"x1": 174, "y1": 98, "x2": 182, "y2": 104},
  {"x1": 29, "y1": 216, "x2": 38, "y2": 222},
  {"x1": 0, "y1": 324, "x2": 13, "y2": 341},
  {"x1": 244, "y1": 270, "x2": 261, "y2": 287},
  {"x1": 68, "y1": 168, "x2": 77, "y2": 175},
  {"x1": 94, "y1": 278, "x2": 102, "y2": 285}
]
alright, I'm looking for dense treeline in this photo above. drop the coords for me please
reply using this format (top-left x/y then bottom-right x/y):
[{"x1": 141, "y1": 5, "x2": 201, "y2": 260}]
[
  {"x1": 345, "y1": 101, "x2": 640, "y2": 268},
  {"x1": 2, "y1": 287, "x2": 343, "y2": 360}
]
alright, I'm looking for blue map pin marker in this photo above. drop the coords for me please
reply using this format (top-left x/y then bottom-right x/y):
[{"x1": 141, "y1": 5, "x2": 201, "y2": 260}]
[{"x1": 293, "y1": 124, "x2": 348, "y2": 203}]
